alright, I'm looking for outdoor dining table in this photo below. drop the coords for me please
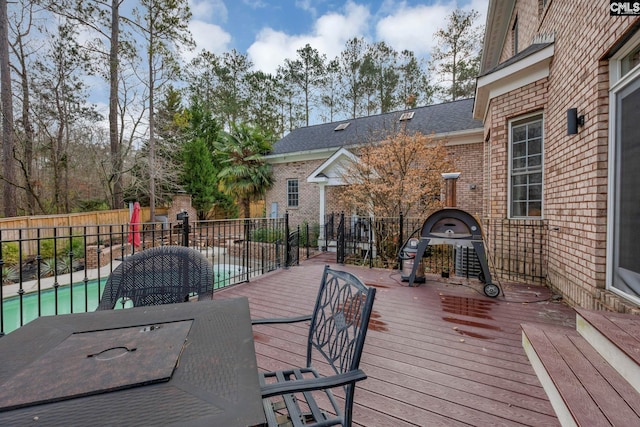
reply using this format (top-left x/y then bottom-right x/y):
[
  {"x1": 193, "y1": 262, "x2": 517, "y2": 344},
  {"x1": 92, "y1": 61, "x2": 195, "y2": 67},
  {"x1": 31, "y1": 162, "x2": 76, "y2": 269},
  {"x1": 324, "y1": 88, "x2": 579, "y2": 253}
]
[{"x1": 0, "y1": 297, "x2": 266, "y2": 426}]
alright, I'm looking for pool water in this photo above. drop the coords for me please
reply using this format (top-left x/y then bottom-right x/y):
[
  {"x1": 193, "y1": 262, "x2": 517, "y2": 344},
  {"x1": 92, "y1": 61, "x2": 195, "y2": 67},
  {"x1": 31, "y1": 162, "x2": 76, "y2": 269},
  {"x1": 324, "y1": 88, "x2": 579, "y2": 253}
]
[{"x1": 2, "y1": 265, "x2": 242, "y2": 335}]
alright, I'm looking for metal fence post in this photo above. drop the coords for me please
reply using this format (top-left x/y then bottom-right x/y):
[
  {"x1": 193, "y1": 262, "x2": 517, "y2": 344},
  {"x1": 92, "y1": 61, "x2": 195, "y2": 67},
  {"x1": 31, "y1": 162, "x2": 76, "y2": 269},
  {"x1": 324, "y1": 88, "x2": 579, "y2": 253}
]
[
  {"x1": 305, "y1": 222, "x2": 310, "y2": 259},
  {"x1": 284, "y1": 211, "x2": 290, "y2": 268},
  {"x1": 181, "y1": 212, "x2": 190, "y2": 247},
  {"x1": 398, "y1": 211, "x2": 404, "y2": 271}
]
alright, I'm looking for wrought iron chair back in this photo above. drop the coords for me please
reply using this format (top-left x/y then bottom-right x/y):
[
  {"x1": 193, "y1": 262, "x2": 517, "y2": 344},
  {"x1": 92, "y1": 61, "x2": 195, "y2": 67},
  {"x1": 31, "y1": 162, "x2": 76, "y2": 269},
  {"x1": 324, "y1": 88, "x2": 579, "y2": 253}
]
[
  {"x1": 307, "y1": 266, "x2": 375, "y2": 375},
  {"x1": 97, "y1": 246, "x2": 214, "y2": 310},
  {"x1": 253, "y1": 265, "x2": 376, "y2": 426}
]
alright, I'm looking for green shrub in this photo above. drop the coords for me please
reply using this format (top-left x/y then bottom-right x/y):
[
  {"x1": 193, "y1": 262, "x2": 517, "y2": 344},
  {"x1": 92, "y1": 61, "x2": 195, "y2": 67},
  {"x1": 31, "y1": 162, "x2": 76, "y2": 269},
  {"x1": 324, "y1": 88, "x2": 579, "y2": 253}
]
[
  {"x1": 1, "y1": 242, "x2": 20, "y2": 265},
  {"x1": 251, "y1": 227, "x2": 283, "y2": 243},
  {"x1": 39, "y1": 239, "x2": 57, "y2": 259},
  {"x1": 39, "y1": 236, "x2": 85, "y2": 259},
  {"x1": 63, "y1": 236, "x2": 85, "y2": 257},
  {"x1": 299, "y1": 221, "x2": 319, "y2": 247}
]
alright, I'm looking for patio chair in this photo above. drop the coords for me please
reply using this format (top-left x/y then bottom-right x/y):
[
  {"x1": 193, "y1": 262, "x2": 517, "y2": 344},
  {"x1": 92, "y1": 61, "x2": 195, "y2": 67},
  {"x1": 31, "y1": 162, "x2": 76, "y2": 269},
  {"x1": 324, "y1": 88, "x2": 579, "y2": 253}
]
[
  {"x1": 97, "y1": 246, "x2": 214, "y2": 310},
  {"x1": 252, "y1": 265, "x2": 377, "y2": 427}
]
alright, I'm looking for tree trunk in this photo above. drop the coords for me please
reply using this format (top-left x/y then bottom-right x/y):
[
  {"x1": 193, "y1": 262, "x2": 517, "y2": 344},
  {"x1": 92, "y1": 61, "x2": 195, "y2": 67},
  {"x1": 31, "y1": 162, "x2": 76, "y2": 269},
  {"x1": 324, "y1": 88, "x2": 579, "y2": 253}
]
[
  {"x1": 0, "y1": 0, "x2": 17, "y2": 217},
  {"x1": 242, "y1": 198, "x2": 251, "y2": 218},
  {"x1": 18, "y1": 44, "x2": 35, "y2": 214},
  {"x1": 109, "y1": 0, "x2": 123, "y2": 209},
  {"x1": 148, "y1": 11, "x2": 156, "y2": 223}
]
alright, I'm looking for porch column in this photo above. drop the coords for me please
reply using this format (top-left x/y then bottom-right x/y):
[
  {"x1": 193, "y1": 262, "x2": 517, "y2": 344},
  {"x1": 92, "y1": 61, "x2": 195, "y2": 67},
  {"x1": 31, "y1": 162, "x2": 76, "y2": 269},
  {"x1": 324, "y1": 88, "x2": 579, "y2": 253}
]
[{"x1": 318, "y1": 183, "x2": 326, "y2": 242}]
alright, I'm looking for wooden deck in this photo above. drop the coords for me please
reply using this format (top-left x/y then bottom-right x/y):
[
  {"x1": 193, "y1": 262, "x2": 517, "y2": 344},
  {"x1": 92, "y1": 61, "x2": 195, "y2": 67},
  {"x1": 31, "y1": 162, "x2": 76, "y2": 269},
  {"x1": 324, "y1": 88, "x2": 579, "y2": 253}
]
[{"x1": 215, "y1": 253, "x2": 577, "y2": 426}]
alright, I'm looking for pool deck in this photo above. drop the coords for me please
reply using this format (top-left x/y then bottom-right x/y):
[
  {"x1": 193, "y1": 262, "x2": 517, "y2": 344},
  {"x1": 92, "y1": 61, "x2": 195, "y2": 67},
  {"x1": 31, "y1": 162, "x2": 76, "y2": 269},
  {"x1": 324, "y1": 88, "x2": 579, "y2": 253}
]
[{"x1": 215, "y1": 252, "x2": 576, "y2": 426}]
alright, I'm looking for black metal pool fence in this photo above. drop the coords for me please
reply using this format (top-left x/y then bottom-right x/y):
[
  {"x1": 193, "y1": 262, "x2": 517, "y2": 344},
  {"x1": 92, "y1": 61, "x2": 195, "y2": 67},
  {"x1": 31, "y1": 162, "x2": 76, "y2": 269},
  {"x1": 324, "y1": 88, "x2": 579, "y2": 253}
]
[{"x1": 0, "y1": 214, "x2": 310, "y2": 335}]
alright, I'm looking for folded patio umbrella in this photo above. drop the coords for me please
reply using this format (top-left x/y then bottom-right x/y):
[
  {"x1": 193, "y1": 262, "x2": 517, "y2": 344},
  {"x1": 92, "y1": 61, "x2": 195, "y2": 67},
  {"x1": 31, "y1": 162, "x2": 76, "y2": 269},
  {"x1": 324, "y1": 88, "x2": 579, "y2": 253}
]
[{"x1": 127, "y1": 202, "x2": 141, "y2": 248}]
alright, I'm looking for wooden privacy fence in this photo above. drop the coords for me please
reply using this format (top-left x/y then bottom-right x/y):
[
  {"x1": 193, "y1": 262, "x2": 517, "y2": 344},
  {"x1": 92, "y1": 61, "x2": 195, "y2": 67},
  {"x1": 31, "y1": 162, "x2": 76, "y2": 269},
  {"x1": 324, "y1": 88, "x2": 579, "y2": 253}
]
[{"x1": 0, "y1": 208, "x2": 155, "y2": 257}]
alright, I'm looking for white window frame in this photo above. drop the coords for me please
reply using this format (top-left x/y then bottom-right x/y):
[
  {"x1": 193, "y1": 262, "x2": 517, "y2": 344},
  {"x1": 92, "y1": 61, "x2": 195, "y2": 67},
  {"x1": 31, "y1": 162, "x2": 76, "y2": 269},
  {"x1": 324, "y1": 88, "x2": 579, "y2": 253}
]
[
  {"x1": 287, "y1": 179, "x2": 299, "y2": 208},
  {"x1": 507, "y1": 112, "x2": 544, "y2": 219},
  {"x1": 607, "y1": 39, "x2": 640, "y2": 304}
]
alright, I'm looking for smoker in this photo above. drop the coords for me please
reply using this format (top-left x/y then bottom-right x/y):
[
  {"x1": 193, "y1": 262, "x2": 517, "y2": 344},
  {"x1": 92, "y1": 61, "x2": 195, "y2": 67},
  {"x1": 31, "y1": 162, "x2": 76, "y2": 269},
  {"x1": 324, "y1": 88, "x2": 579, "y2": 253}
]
[
  {"x1": 405, "y1": 208, "x2": 501, "y2": 298},
  {"x1": 399, "y1": 237, "x2": 425, "y2": 283}
]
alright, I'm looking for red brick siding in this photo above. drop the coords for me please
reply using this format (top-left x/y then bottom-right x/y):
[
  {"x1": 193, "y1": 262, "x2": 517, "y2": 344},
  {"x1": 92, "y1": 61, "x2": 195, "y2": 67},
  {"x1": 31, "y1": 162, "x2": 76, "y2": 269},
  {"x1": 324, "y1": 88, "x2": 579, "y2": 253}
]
[
  {"x1": 265, "y1": 159, "x2": 324, "y2": 229},
  {"x1": 485, "y1": 0, "x2": 638, "y2": 311},
  {"x1": 447, "y1": 142, "x2": 484, "y2": 217}
]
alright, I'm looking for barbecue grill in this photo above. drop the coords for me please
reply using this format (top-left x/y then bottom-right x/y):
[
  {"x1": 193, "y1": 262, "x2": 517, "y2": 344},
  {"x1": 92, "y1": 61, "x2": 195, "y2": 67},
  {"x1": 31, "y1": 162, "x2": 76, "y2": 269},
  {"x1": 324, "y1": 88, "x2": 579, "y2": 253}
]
[{"x1": 404, "y1": 208, "x2": 500, "y2": 297}]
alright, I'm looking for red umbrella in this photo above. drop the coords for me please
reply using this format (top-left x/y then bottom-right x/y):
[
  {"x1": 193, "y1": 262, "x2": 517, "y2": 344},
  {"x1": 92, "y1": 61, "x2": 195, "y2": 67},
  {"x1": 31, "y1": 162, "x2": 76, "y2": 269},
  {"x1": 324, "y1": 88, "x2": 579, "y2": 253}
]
[{"x1": 127, "y1": 202, "x2": 141, "y2": 248}]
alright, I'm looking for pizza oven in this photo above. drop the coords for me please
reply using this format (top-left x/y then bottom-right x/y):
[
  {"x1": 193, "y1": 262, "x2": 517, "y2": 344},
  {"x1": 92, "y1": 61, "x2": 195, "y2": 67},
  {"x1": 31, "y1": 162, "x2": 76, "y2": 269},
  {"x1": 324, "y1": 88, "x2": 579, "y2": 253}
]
[{"x1": 405, "y1": 208, "x2": 500, "y2": 297}]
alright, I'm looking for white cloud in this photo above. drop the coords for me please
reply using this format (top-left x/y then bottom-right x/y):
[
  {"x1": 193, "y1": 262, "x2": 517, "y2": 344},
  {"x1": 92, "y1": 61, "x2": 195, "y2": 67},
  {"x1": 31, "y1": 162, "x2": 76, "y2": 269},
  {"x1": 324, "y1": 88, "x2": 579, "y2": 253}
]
[
  {"x1": 295, "y1": 0, "x2": 317, "y2": 17},
  {"x1": 186, "y1": 20, "x2": 232, "y2": 61},
  {"x1": 376, "y1": 3, "x2": 454, "y2": 55},
  {"x1": 247, "y1": 1, "x2": 371, "y2": 74},
  {"x1": 376, "y1": 0, "x2": 488, "y2": 56},
  {"x1": 243, "y1": 0, "x2": 269, "y2": 8},
  {"x1": 189, "y1": 0, "x2": 228, "y2": 23}
]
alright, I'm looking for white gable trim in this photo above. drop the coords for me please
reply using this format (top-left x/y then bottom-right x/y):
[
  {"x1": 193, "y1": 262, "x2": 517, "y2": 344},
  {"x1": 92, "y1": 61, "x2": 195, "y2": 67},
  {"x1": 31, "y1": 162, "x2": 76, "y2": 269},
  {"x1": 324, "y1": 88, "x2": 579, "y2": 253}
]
[
  {"x1": 473, "y1": 43, "x2": 555, "y2": 120},
  {"x1": 307, "y1": 148, "x2": 359, "y2": 185}
]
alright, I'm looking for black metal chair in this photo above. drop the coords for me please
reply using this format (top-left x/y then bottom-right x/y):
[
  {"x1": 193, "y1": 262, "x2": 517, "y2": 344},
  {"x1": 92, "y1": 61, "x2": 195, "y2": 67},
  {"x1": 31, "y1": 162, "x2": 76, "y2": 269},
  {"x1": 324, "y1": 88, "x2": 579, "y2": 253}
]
[
  {"x1": 252, "y1": 265, "x2": 377, "y2": 427},
  {"x1": 97, "y1": 246, "x2": 215, "y2": 310}
]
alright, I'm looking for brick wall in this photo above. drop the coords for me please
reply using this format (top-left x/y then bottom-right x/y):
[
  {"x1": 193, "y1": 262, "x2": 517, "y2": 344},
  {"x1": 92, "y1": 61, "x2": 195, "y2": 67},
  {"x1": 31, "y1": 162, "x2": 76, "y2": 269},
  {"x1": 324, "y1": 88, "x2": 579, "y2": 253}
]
[
  {"x1": 267, "y1": 140, "x2": 485, "y2": 231},
  {"x1": 446, "y1": 142, "x2": 484, "y2": 217},
  {"x1": 265, "y1": 159, "x2": 324, "y2": 229},
  {"x1": 484, "y1": 0, "x2": 638, "y2": 312},
  {"x1": 168, "y1": 193, "x2": 197, "y2": 223},
  {"x1": 86, "y1": 244, "x2": 129, "y2": 269}
]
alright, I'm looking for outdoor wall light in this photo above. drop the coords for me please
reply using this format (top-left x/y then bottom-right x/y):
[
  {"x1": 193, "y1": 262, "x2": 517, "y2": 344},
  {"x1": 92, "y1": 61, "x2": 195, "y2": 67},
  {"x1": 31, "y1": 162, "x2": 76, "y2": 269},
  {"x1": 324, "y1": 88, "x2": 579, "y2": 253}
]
[{"x1": 567, "y1": 108, "x2": 585, "y2": 135}]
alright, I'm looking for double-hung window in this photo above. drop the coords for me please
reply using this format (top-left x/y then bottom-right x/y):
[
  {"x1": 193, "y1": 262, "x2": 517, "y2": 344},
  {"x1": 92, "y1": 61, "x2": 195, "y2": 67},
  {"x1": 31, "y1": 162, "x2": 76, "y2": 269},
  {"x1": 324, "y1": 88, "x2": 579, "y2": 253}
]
[
  {"x1": 287, "y1": 179, "x2": 299, "y2": 208},
  {"x1": 509, "y1": 114, "x2": 543, "y2": 218}
]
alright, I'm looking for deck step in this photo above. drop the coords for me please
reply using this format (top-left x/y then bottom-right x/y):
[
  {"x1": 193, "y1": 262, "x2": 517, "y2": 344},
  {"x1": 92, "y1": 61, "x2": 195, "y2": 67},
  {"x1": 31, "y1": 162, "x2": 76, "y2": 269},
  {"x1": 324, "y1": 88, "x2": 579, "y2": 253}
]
[
  {"x1": 522, "y1": 323, "x2": 640, "y2": 426},
  {"x1": 576, "y1": 308, "x2": 640, "y2": 395}
]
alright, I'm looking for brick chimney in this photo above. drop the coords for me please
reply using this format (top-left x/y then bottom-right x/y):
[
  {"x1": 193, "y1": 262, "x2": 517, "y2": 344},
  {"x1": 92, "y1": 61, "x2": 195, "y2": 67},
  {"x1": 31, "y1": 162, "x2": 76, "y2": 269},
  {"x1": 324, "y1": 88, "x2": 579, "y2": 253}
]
[{"x1": 441, "y1": 172, "x2": 461, "y2": 207}]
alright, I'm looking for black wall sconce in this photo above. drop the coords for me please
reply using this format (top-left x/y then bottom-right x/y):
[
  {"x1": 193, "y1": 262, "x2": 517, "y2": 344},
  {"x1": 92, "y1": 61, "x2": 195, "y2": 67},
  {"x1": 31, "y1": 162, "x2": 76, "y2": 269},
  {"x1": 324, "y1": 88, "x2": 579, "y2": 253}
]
[{"x1": 567, "y1": 108, "x2": 585, "y2": 135}]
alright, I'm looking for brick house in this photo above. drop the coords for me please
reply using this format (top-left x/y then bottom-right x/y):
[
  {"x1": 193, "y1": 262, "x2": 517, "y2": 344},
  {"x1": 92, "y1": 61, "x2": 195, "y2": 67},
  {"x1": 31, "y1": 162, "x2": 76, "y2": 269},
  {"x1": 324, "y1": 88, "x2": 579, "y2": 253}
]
[
  {"x1": 474, "y1": 1, "x2": 639, "y2": 311},
  {"x1": 263, "y1": 98, "x2": 484, "y2": 234}
]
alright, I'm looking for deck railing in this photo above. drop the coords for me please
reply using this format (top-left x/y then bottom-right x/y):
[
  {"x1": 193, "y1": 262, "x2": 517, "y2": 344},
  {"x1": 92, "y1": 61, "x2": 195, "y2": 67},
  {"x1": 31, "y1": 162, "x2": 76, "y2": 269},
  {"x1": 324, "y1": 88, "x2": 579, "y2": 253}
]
[
  {"x1": 325, "y1": 212, "x2": 548, "y2": 284},
  {"x1": 1, "y1": 215, "x2": 303, "y2": 335}
]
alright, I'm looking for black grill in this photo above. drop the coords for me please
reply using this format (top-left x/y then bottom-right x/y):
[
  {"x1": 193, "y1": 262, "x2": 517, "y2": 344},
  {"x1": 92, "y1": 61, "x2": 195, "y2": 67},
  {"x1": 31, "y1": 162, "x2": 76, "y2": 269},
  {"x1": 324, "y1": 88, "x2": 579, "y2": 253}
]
[{"x1": 407, "y1": 208, "x2": 501, "y2": 297}]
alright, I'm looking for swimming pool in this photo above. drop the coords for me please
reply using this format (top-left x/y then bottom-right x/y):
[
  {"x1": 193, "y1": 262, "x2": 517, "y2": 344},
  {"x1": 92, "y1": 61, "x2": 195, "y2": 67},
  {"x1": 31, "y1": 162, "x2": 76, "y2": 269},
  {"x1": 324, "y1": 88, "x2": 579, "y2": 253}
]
[{"x1": 1, "y1": 264, "x2": 244, "y2": 334}]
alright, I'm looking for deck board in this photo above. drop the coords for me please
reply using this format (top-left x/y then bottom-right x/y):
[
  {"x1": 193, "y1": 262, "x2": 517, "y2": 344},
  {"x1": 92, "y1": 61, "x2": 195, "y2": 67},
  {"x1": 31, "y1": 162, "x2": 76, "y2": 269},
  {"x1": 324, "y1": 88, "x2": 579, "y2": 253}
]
[
  {"x1": 215, "y1": 253, "x2": 576, "y2": 426},
  {"x1": 577, "y1": 308, "x2": 640, "y2": 365}
]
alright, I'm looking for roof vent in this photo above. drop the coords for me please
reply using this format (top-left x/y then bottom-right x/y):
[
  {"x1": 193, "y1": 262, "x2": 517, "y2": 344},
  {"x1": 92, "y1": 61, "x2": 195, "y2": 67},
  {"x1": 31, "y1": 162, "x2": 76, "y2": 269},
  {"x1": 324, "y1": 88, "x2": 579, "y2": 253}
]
[
  {"x1": 399, "y1": 112, "x2": 414, "y2": 121},
  {"x1": 334, "y1": 122, "x2": 350, "y2": 131}
]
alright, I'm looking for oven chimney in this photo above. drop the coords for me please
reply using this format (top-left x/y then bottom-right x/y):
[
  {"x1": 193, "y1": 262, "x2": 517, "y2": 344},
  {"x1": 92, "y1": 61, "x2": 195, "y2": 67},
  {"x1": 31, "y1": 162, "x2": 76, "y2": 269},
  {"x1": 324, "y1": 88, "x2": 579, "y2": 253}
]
[{"x1": 441, "y1": 172, "x2": 461, "y2": 208}]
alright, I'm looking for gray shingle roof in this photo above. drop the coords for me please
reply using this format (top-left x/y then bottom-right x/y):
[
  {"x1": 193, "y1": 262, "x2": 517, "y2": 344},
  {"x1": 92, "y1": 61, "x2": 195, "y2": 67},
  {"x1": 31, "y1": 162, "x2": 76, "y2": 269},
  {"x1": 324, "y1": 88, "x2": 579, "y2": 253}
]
[{"x1": 270, "y1": 98, "x2": 482, "y2": 155}]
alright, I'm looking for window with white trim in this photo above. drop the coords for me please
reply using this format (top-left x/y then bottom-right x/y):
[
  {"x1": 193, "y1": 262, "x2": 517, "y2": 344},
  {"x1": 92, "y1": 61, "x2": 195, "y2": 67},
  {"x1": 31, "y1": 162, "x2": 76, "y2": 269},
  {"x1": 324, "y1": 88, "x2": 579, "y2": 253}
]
[
  {"x1": 609, "y1": 36, "x2": 640, "y2": 303},
  {"x1": 287, "y1": 179, "x2": 299, "y2": 208},
  {"x1": 509, "y1": 114, "x2": 543, "y2": 218}
]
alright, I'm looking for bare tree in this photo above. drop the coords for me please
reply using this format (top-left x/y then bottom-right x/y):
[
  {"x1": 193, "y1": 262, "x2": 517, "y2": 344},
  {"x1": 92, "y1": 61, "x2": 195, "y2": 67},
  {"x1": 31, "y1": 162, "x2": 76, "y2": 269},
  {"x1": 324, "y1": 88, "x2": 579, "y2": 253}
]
[
  {"x1": 132, "y1": 0, "x2": 193, "y2": 221},
  {"x1": 340, "y1": 128, "x2": 450, "y2": 218},
  {"x1": 9, "y1": 0, "x2": 39, "y2": 214},
  {"x1": 338, "y1": 126, "x2": 451, "y2": 265},
  {"x1": 38, "y1": 0, "x2": 130, "y2": 209}
]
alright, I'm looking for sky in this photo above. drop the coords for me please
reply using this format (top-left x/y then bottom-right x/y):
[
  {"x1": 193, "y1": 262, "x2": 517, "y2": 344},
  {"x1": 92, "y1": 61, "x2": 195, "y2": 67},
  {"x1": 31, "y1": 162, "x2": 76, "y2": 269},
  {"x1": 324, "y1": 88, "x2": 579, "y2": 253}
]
[{"x1": 186, "y1": 0, "x2": 489, "y2": 74}]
